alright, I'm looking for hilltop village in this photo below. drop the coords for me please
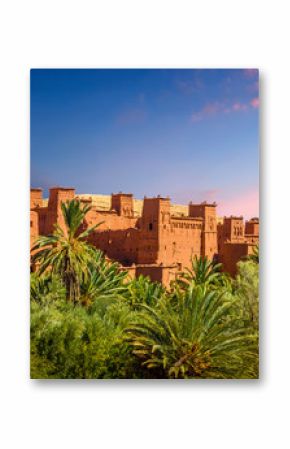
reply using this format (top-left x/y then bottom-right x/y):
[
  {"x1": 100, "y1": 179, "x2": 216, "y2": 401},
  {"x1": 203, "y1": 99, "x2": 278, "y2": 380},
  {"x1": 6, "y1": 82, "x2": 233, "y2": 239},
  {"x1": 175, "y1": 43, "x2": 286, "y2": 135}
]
[{"x1": 30, "y1": 187, "x2": 259, "y2": 286}]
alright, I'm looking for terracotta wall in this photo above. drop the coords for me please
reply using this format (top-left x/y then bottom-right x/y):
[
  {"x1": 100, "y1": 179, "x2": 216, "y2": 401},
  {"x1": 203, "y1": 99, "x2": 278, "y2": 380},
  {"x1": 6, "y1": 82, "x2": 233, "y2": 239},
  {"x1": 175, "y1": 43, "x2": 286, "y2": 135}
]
[
  {"x1": 135, "y1": 264, "x2": 179, "y2": 286},
  {"x1": 245, "y1": 219, "x2": 259, "y2": 236},
  {"x1": 30, "y1": 210, "x2": 39, "y2": 248},
  {"x1": 220, "y1": 242, "x2": 256, "y2": 276},
  {"x1": 88, "y1": 227, "x2": 139, "y2": 265},
  {"x1": 30, "y1": 188, "x2": 43, "y2": 209},
  {"x1": 46, "y1": 187, "x2": 75, "y2": 233},
  {"x1": 111, "y1": 193, "x2": 134, "y2": 217},
  {"x1": 189, "y1": 203, "x2": 218, "y2": 258},
  {"x1": 137, "y1": 197, "x2": 169, "y2": 264}
]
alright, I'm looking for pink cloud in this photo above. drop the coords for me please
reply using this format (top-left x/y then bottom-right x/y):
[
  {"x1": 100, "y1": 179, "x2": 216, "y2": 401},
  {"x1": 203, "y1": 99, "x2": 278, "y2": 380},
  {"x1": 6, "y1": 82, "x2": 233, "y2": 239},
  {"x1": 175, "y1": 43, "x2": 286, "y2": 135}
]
[
  {"x1": 244, "y1": 69, "x2": 259, "y2": 79},
  {"x1": 168, "y1": 188, "x2": 259, "y2": 220},
  {"x1": 191, "y1": 101, "x2": 224, "y2": 122},
  {"x1": 218, "y1": 189, "x2": 259, "y2": 220},
  {"x1": 204, "y1": 189, "x2": 220, "y2": 198},
  {"x1": 191, "y1": 97, "x2": 257, "y2": 123},
  {"x1": 250, "y1": 97, "x2": 259, "y2": 109},
  {"x1": 203, "y1": 103, "x2": 220, "y2": 114},
  {"x1": 170, "y1": 188, "x2": 220, "y2": 205},
  {"x1": 232, "y1": 102, "x2": 248, "y2": 112}
]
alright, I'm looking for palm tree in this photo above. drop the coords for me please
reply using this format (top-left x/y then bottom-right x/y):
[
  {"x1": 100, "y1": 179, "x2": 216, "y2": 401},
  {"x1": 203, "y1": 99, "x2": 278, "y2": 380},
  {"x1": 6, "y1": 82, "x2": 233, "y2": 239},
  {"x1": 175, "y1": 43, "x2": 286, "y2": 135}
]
[
  {"x1": 125, "y1": 275, "x2": 165, "y2": 308},
  {"x1": 31, "y1": 199, "x2": 102, "y2": 303},
  {"x1": 178, "y1": 255, "x2": 229, "y2": 289},
  {"x1": 125, "y1": 284, "x2": 258, "y2": 379},
  {"x1": 80, "y1": 250, "x2": 128, "y2": 307}
]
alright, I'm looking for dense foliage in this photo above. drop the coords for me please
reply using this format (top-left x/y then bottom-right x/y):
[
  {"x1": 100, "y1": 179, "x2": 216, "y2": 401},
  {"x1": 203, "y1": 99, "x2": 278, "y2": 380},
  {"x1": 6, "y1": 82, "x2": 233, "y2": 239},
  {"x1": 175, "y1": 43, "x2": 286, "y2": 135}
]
[{"x1": 30, "y1": 202, "x2": 259, "y2": 379}]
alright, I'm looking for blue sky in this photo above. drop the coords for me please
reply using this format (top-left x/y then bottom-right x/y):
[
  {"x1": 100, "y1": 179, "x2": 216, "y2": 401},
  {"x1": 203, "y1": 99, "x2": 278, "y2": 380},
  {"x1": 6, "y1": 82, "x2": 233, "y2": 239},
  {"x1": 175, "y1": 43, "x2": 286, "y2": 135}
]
[{"x1": 31, "y1": 69, "x2": 259, "y2": 218}]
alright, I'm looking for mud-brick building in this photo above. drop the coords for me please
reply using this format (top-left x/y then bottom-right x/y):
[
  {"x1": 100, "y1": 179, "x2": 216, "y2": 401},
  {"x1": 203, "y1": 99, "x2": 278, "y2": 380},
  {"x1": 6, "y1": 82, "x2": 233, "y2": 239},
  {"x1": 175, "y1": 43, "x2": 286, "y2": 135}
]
[
  {"x1": 217, "y1": 216, "x2": 259, "y2": 276},
  {"x1": 30, "y1": 187, "x2": 259, "y2": 285}
]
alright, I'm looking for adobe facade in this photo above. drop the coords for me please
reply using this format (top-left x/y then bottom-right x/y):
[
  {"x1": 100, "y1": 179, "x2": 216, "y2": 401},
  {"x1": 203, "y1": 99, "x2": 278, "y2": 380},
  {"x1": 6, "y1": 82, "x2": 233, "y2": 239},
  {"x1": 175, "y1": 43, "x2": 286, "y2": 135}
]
[
  {"x1": 30, "y1": 187, "x2": 259, "y2": 285},
  {"x1": 217, "y1": 216, "x2": 259, "y2": 276}
]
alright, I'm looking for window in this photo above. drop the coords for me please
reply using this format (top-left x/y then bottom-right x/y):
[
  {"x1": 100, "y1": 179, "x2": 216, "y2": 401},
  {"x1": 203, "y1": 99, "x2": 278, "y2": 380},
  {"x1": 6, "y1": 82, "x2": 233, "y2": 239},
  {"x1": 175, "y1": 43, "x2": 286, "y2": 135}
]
[{"x1": 148, "y1": 223, "x2": 153, "y2": 231}]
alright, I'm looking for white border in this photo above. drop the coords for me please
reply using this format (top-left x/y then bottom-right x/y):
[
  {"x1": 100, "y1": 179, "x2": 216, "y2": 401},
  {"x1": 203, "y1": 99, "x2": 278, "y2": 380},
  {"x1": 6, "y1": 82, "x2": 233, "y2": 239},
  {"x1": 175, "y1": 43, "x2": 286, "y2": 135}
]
[{"x1": 0, "y1": 1, "x2": 289, "y2": 448}]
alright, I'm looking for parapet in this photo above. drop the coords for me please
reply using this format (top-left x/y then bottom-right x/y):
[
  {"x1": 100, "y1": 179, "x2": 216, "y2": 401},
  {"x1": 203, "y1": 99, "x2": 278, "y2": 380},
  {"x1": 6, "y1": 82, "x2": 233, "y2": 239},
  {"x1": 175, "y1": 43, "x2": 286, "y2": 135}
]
[
  {"x1": 49, "y1": 186, "x2": 76, "y2": 192},
  {"x1": 189, "y1": 201, "x2": 217, "y2": 207},
  {"x1": 112, "y1": 192, "x2": 134, "y2": 198},
  {"x1": 143, "y1": 196, "x2": 171, "y2": 202},
  {"x1": 227, "y1": 215, "x2": 244, "y2": 219},
  {"x1": 142, "y1": 196, "x2": 171, "y2": 210},
  {"x1": 247, "y1": 217, "x2": 259, "y2": 223}
]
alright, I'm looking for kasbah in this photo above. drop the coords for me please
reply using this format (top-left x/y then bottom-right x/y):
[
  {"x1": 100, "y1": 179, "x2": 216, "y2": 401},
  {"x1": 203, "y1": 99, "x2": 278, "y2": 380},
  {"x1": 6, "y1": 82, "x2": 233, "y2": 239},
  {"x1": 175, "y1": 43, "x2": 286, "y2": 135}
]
[{"x1": 30, "y1": 187, "x2": 259, "y2": 287}]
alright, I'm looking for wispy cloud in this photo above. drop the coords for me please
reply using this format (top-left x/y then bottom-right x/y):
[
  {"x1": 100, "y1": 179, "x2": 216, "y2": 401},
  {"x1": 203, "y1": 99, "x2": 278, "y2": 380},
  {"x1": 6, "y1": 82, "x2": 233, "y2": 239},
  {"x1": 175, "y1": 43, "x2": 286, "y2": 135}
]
[
  {"x1": 170, "y1": 188, "x2": 221, "y2": 204},
  {"x1": 232, "y1": 102, "x2": 248, "y2": 112},
  {"x1": 250, "y1": 97, "x2": 259, "y2": 108},
  {"x1": 190, "y1": 97, "x2": 259, "y2": 123},
  {"x1": 191, "y1": 101, "x2": 223, "y2": 122}
]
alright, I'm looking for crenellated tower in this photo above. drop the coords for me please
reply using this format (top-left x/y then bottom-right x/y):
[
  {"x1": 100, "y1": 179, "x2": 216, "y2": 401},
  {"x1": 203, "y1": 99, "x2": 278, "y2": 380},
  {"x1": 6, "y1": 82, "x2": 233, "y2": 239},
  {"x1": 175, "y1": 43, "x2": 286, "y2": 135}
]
[
  {"x1": 138, "y1": 196, "x2": 171, "y2": 264},
  {"x1": 188, "y1": 202, "x2": 218, "y2": 259},
  {"x1": 47, "y1": 187, "x2": 75, "y2": 233},
  {"x1": 111, "y1": 192, "x2": 134, "y2": 217}
]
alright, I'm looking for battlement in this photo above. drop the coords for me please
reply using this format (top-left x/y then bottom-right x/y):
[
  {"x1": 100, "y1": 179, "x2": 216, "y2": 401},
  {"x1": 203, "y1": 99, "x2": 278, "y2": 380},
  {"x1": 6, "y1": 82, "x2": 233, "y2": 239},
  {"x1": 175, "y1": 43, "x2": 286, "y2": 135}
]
[
  {"x1": 189, "y1": 201, "x2": 217, "y2": 207},
  {"x1": 49, "y1": 186, "x2": 76, "y2": 191},
  {"x1": 223, "y1": 215, "x2": 244, "y2": 220},
  {"x1": 171, "y1": 215, "x2": 203, "y2": 221},
  {"x1": 143, "y1": 196, "x2": 171, "y2": 202},
  {"x1": 112, "y1": 192, "x2": 133, "y2": 197}
]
